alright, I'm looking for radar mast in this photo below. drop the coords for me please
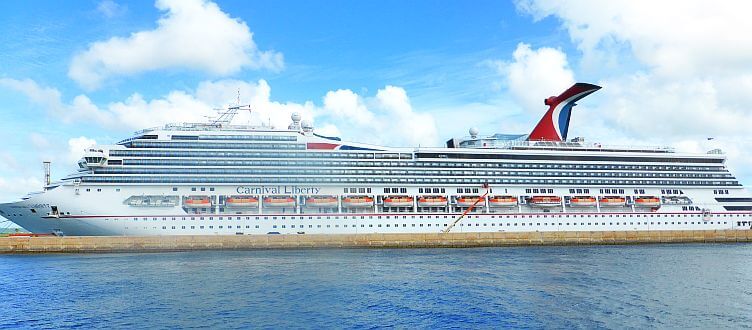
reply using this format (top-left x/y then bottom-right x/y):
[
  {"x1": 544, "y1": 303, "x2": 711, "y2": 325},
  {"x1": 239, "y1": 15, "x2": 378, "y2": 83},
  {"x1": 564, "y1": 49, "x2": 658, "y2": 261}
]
[{"x1": 209, "y1": 89, "x2": 253, "y2": 126}]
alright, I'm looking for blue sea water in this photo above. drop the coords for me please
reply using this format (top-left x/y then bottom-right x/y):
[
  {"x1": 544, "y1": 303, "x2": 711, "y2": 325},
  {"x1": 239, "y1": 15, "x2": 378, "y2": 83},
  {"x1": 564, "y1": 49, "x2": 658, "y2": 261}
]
[{"x1": 1, "y1": 244, "x2": 751, "y2": 329}]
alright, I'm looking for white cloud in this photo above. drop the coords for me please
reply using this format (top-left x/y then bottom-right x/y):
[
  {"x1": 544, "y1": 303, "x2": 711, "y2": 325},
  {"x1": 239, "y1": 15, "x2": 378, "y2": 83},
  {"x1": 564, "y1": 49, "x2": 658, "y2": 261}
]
[
  {"x1": 0, "y1": 78, "x2": 315, "y2": 132},
  {"x1": 0, "y1": 153, "x2": 20, "y2": 173},
  {"x1": 29, "y1": 133, "x2": 51, "y2": 150},
  {"x1": 97, "y1": 0, "x2": 126, "y2": 18},
  {"x1": 597, "y1": 75, "x2": 751, "y2": 138},
  {"x1": 323, "y1": 89, "x2": 374, "y2": 125},
  {"x1": 67, "y1": 137, "x2": 97, "y2": 162},
  {"x1": 512, "y1": 0, "x2": 752, "y2": 186},
  {"x1": 0, "y1": 78, "x2": 115, "y2": 125},
  {"x1": 315, "y1": 124, "x2": 341, "y2": 138},
  {"x1": 70, "y1": 0, "x2": 283, "y2": 89},
  {"x1": 1, "y1": 76, "x2": 441, "y2": 148},
  {"x1": 322, "y1": 85, "x2": 439, "y2": 147},
  {"x1": 516, "y1": 1, "x2": 752, "y2": 78},
  {"x1": 0, "y1": 78, "x2": 64, "y2": 114},
  {"x1": 107, "y1": 91, "x2": 213, "y2": 130},
  {"x1": 512, "y1": 0, "x2": 752, "y2": 138},
  {"x1": 0, "y1": 176, "x2": 43, "y2": 202},
  {"x1": 373, "y1": 86, "x2": 438, "y2": 146},
  {"x1": 491, "y1": 43, "x2": 575, "y2": 114}
]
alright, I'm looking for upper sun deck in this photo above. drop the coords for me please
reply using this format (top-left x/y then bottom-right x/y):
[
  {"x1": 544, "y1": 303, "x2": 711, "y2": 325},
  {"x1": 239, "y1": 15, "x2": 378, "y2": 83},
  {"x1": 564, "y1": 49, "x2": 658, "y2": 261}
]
[
  {"x1": 134, "y1": 122, "x2": 283, "y2": 135},
  {"x1": 133, "y1": 104, "x2": 309, "y2": 136},
  {"x1": 447, "y1": 129, "x2": 678, "y2": 154}
]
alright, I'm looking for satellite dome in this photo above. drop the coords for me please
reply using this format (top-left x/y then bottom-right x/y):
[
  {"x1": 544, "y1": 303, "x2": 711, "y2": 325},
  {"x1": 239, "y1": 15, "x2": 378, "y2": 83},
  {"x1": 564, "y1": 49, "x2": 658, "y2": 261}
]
[
  {"x1": 469, "y1": 127, "x2": 479, "y2": 138},
  {"x1": 301, "y1": 120, "x2": 313, "y2": 132},
  {"x1": 291, "y1": 112, "x2": 302, "y2": 122}
]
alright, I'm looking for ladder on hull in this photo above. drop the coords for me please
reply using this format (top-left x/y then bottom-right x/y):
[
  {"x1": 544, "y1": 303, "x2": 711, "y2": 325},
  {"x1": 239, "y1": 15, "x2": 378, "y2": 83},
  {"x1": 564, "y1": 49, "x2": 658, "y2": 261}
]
[{"x1": 443, "y1": 186, "x2": 490, "y2": 233}]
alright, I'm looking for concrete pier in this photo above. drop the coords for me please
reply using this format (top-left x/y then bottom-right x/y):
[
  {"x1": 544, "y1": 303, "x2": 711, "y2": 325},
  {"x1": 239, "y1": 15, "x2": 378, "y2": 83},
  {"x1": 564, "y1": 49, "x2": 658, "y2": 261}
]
[{"x1": 1, "y1": 230, "x2": 751, "y2": 253}]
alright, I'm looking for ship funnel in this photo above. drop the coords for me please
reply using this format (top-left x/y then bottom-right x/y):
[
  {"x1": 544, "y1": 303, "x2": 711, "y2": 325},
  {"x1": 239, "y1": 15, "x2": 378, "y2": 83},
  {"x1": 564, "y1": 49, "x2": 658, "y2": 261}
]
[{"x1": 528, "y1": 83, "x2": 601, "y2": 141}]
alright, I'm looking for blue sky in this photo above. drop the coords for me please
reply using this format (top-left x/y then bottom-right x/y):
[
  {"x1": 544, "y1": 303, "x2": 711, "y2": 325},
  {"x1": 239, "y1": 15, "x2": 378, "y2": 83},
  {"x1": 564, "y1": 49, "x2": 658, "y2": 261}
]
[{"x1": 0, "y1": 0, "x2": 751, "y2": 206}]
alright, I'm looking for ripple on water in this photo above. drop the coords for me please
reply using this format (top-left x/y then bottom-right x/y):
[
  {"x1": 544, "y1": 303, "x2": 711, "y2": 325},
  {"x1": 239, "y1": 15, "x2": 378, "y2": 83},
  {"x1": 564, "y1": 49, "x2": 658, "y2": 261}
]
[{"x1": 0, "y1": 244, "x2": 751, "y2": 328}]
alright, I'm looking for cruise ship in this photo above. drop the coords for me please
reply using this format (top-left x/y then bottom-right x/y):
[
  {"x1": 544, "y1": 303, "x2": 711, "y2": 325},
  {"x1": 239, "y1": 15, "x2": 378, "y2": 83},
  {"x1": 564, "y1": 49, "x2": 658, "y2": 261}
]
[{"x1": 1, "y1": 83, "x2": 751, "y2": 236}]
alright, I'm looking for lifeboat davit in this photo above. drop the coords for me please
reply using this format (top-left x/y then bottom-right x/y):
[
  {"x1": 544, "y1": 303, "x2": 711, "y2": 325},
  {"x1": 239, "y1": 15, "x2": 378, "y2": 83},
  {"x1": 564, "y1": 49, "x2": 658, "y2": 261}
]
[
  {"x1": 634, "y1": 196, "x2": 661, "y2": 208},
  {"x1": 599, "y1": 196, "x2": 626, "y2": 207},
  {"x1": 184, "y1": 196, "x2": 211, "y2": 207},
  {"x1": 488, "y1": 195, "x2": 518, "y2": 208},
  {"x1": 263, "y1": 196, "x2": 296, "y2": 208},
  {"x1": 383, "y1": 196, "x2": 414, "y2": 208},
  {"x1": 528, "y1": 196, "x2": 562, "y2": 207},
  {"x1": 225, "y1": 195, "x2": 259, "y2": 208},
  {"x1": 305, "y1": 196, "x2": 338, "y2": 208},
  {"x1": 418, "y1": 196, "x2": 447, "y2": 207},
  {"x1": 569, "y1": 196, "x2": 597, "y2": 207},
  {"x1": 456, "y1": 196, "x2": 484, "y2": 207},
  {"x1": 342, "y1": 196, "x2": 374, "y2": 208}
]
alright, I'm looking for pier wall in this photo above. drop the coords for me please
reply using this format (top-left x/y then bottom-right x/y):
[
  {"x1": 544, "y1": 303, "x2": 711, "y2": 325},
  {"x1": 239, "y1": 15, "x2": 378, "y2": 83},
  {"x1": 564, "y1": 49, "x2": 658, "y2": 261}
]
[{"x1": 1, "y1": 230, "x2": 752, "y2": 253}]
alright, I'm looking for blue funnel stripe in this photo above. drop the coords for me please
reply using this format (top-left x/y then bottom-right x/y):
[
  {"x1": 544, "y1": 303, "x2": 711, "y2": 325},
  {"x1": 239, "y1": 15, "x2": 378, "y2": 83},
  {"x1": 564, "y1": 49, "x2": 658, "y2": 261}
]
[{"x1": 558, "y1": 102, "x2": 575, "y2": 140}]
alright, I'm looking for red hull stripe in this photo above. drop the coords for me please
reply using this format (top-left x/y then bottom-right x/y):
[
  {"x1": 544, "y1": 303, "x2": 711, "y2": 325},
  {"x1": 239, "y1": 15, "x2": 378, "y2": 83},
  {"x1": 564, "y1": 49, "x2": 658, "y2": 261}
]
[{"x1": 306, "y1": 142, "x2": 340, "y2": 150}]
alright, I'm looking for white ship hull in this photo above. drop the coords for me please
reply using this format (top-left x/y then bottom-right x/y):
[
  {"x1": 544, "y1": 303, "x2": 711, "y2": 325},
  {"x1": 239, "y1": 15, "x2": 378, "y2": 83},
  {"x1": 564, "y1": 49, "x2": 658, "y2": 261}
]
[{"x1": 2, "y1": 184, "x2": 750, "y2": 236}]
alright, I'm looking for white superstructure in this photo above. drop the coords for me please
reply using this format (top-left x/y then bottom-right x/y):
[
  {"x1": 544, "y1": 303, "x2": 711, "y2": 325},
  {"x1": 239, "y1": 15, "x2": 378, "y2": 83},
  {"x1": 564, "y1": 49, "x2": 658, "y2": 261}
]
[{"x1": 1, "y1": 85, "x2": 751, "y2": 236}]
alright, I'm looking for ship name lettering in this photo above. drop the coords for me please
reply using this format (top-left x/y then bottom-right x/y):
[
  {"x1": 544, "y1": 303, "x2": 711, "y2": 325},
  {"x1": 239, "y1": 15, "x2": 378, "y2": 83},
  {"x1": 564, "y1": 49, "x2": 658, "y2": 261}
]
[{"x1": 236, "y1": 186, "x2": 320, "y2": 195}]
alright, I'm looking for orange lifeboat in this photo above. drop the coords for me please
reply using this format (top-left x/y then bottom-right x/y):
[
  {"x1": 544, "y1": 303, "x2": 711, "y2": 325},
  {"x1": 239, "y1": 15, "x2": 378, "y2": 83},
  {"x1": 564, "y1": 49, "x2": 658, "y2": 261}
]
[
  {"x1": 599, "y1": 196, "x2": 626, "y2": 207},
  {"x1": 456, "y1": 196, "x2": 484, "y2": 207},
  {"x1": 342, "y1": 196, "x2": 374, "y2": 208},
  {"x1": 634, "y1": 196, "x2": 661, "y2": 208},
  {"x1": 488, "y1": 195, "x2": 518, "y2": 208},
  {"x1": 184, "y1": 196, "x2": 211, "y2": 207},
  {"x1": 569, "y1": 196, "x2": 597, "y2": 208},
  {"x1": 305, "y1": 196, "x2": 338, "y2": 208},
  {"x1": 383, "y1": 196, "x2": 413, "y2": 208},
  {"x1": 225, "y1": 195, "x2": 259, "y2": 208},
  {"x1": 418, "y1": 196, "x2": 447, "y2": 207},
  {"x1": 528, "y1": 196, "x2": 562, "y2": 207},
  {"x1": 263, "y1": 196, "x2": 296, "y2": 208}
]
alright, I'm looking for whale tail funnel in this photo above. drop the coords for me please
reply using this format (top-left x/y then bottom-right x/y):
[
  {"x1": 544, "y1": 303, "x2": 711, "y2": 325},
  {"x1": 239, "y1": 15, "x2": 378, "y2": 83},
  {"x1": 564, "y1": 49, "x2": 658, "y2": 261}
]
[{"x1": 527, "y1": 82, "x2": 601, "y2": 141}]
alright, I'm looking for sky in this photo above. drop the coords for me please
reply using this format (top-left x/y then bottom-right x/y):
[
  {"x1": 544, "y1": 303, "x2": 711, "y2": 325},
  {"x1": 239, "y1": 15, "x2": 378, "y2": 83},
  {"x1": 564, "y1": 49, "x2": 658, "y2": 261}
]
[{"x1": 1, "y1": 0, "x2": 751, "y2": 206}]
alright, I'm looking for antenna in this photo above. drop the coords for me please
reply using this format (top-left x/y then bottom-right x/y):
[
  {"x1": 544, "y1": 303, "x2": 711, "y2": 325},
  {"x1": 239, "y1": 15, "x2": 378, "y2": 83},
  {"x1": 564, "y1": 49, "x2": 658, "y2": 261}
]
[{"x1": 43, "y1": 161, "x2": 51, "y2": 187}]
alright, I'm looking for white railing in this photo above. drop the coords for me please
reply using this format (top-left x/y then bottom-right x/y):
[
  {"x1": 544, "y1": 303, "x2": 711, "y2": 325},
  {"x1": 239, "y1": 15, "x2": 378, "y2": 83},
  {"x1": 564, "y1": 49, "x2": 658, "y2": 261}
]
[{"x1": 459, "y1": 138, "x2": 675, "y2": 153}]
